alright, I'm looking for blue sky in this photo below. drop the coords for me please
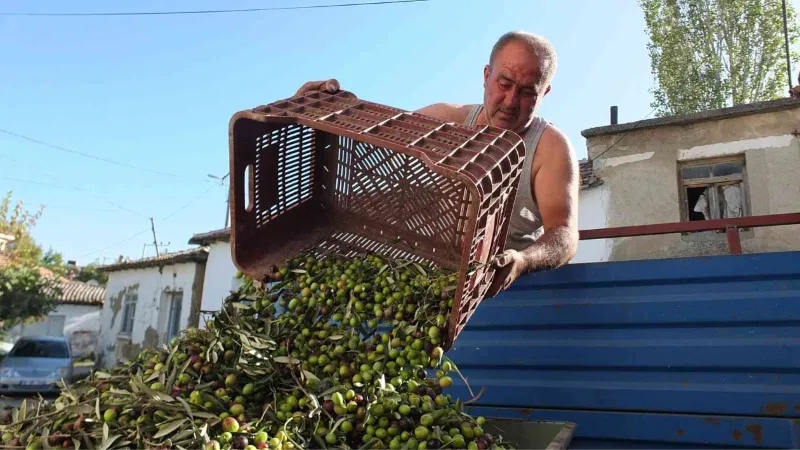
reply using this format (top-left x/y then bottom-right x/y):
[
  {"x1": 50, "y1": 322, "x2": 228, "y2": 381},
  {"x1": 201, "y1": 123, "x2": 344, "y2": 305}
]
[{"x1": 1, "y1": 0, "x2": 798, "y2": 265}]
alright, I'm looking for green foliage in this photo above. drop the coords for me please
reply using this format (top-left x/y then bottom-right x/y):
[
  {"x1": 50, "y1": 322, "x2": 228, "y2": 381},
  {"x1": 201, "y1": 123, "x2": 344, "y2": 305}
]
[
  {"x1": 0, "y1": 192, "x2": 44, "y2": 264},
  {"x1": 641, "y1": 0, "x2": 800, "y2": 117},
  {"x1": 75, "y1": 264, "x2": 109, "y2": 286},
  {"x1": 0, "y1": 264, "x2": 61, "y2": 330},
  {"x1": 41, "y1": 247, "x2": 70, "y2": 277},
  {"x1": 0, "y1": 192, "x2": 65, "y2": 332}
]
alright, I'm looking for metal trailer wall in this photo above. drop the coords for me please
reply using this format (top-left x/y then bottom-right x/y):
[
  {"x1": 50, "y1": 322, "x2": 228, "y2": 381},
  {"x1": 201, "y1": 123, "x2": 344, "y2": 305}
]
[{"x1": 447, "y1": 251, "x2": 800, "y2": 449}]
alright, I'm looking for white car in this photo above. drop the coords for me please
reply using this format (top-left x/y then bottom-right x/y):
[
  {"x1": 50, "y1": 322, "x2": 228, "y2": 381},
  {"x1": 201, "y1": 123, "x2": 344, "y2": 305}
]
[{"x1": 0, "y1": 336, "x2": 73, "y2": 394}]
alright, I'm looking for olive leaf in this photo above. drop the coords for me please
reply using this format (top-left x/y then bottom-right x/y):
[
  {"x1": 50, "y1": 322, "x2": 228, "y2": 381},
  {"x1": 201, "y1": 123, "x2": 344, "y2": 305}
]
[
  {"x1": 93, "y1": 372, "x2": 112, "y2": 379},
  {"x1": 153, "y1": 418, "x2": 186, "y2": 439},
  {"x1": 273, "y1": 356, "x2": 300, "y2": 365},
  {"x1": 176, "y1": 398, "x2": 194, "y2": 421}
]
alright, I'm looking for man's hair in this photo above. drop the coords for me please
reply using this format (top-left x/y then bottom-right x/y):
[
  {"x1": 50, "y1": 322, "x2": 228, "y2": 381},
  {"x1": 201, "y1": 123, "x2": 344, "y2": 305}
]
[{"x1": 489, "y1": 31, "x2": 558, "y2": 91}]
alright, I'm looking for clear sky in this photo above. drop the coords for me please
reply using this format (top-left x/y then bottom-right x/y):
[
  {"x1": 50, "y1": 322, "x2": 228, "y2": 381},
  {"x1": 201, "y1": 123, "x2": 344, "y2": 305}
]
[{"x1": 1, "y1": 0, "x2": 798, "y2": 265}]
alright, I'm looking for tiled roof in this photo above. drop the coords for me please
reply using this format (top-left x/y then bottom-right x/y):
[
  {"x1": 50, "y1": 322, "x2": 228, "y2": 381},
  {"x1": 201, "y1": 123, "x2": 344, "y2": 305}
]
[
  {"x1": 57, "y1": 279, "x2": 105, "y2": 306},
  {"x1": 188, "y1": 228, "x2": 230, "y2": 246},
  {"x1": 98, "y1": 247, "x2": 209, "y2": 273},
  {"x1": 0, "y1": 256, "x2": 105, "y2": 305},
  {"x1": 579, "y1": 159, "x2": 602, "y2": 190}
]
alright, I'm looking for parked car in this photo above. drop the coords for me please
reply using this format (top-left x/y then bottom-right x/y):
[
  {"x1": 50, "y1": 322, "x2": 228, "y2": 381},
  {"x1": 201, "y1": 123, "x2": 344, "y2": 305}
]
[{"x1": 0, "y1": 336, "x2": 73, "y2": 395}]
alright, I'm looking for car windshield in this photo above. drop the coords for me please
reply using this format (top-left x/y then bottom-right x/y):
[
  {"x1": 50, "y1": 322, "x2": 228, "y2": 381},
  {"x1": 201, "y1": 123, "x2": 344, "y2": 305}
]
[{"x1": 9, "y1": 340, "x2": 69, "y2": 358}]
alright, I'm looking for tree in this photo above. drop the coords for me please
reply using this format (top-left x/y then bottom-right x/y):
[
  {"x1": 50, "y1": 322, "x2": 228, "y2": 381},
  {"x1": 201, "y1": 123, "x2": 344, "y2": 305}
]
[
  {"x1": 75, "y1": 264, "x2": 109, "y2": 286},
  {"x1": 41, "y1": 247, "x2": 70, "y2": 278},
  {"x1": 0, "y1": 191, "x2": 44, "y2": 264},
  {"x1": 0, "y1": 192, "x2": 61, "y2": 332},
  {"x1": 0, "y1": 265, "x2": 61, "y2": 331},
  {"x1": 641, "y1": 0, "x2": 800, "y2": 117}
]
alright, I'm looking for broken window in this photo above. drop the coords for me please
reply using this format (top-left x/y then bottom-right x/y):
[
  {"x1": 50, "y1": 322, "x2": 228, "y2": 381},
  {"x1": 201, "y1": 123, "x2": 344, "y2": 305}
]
[
  {"x1": 120, "y1": 292, "x2": 137, "y2": 335},
  {"x1": 679, "y1": 157, "x2": 749, "y2": 222}
]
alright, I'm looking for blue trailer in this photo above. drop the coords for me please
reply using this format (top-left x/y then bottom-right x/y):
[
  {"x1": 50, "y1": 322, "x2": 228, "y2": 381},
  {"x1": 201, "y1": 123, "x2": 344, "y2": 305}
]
[{"x1": 448, "y1": 250, "x2": 800, "y2": 449}]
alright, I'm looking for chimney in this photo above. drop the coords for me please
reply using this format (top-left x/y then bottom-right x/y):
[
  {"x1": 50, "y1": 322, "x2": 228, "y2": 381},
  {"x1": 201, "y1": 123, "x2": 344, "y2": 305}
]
[{"x1": 610, "y1": 106, "x2": 619, "y2": 125}]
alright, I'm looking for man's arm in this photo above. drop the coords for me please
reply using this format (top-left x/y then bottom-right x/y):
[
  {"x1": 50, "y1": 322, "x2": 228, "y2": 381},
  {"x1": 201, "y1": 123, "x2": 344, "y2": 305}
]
[
  {"x1": 485, "y1": 125, "x2": 580, "y2": 297},
  {"x1": 414, "y1": 103, "x2": 473, "y2": 123},
  {"x1": 518, "y1": 126, "x2": 580, "y2": 271}
]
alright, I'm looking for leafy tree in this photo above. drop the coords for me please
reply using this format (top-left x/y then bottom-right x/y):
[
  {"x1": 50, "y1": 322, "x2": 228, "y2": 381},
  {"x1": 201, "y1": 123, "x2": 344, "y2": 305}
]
[
  {"x1": 0, "y1": 191, "x2": 44, "y2": 264},
  {"x1": 41, "y1": 247, "x2": 70, "y2": 277},
  {"x1": 0, "y1": 192, "x2": 61, "y2": 332},
  {"x1": 641, "y1": 0, "x2": 800, "y2": 117},
  {"x1": 0, "y1": 265, "x2": 61, "y2": 331},
  {"x1": 75, "y1": 264, "x2": 109, "y2": 286}
]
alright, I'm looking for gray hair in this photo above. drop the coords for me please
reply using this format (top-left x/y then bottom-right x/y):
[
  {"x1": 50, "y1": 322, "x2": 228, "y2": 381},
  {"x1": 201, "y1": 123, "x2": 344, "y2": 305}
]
[{"x1": 489, "y1": 31, "x2": 558, "y2": 90}]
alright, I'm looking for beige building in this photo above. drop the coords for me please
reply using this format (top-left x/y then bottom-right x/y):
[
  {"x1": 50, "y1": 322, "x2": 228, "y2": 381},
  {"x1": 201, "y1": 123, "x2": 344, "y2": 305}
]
[{"x1": 576, "y1": 97, "x2": 800, "y2": 262}]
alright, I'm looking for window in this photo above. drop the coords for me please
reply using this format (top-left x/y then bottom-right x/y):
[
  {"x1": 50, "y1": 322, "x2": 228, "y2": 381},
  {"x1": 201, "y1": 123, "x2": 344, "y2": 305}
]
[
  {"x1": 679, "y1": 157, "x2": 749, "y2": 222},
  {"x1": 10, "y1": 338, "x2": 69, "y2": 358},
  {"x1": 166, "y1": 291, "x2": 183, "y2": 340},
  {"x1": 120, "y1": 293, "x2": 137, "y2": 335}
]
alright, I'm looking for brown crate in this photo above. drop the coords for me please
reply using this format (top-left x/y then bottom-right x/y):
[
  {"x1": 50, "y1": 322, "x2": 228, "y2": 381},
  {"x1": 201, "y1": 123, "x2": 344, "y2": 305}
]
[{"x1": 228, "y1": 90, "x2": 526, "y2": 350}]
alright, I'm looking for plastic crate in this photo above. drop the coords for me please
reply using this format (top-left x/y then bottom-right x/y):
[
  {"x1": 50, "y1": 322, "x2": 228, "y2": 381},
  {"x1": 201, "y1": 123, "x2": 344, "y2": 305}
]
[
  {"x1": 228, "y1": 90, "x2": 526, "y2": 350},
  {"x1": 484, "y1": 419, "x2": 576, "y2": 450}
]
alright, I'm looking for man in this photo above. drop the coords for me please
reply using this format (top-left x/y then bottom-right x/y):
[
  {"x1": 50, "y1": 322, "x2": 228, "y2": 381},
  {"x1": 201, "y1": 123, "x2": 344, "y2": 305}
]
[{"x1": 293, "y1": 31, "x2": 579, "y2": 298}]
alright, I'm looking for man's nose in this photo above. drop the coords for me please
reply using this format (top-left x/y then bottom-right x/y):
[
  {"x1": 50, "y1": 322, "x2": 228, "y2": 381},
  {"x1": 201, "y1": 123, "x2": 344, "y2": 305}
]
[{"x1": 503, "y1": 91, "x2": 520, "y2": 108}]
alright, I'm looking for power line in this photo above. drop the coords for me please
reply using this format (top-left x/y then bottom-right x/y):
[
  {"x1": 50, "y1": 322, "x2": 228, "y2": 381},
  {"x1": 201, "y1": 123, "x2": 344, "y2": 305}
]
[
  {"x1": 0, "y1": 175, "x2": 149, "y2": 219},
  {"x1": 161, "y1": 183, "x2": 221, "y2": 221},
  {"x1": 0, "y1": 128, "x2": 212, "y2": 183},
  {"x1": 589, "y1": 107, "x2": 657, "y2": 163},
  {"x1": 0, "y1": 0, "x2": 430, "y2": 17},
  {"x1": 78, "y1": 182, "x2": 226, "y2": 259},
  {"x1": 77, "y1": 228, "x2": 151, "y2": 259}
]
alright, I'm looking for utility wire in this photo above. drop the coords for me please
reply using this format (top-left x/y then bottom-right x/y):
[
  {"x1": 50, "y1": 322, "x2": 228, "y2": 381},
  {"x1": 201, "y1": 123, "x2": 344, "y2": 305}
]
[
  {"x1": 1, "y1": 175, "x2": 149, "y2": 219},
  {"x1": 0, "y1": 0, "x2": 430, "y2": 17},
  {"x1": 77, "y1": 229, "x2": 151, "y2": 259},
  {"x1": 78, "y1": 182, "x2": 226, "y2": 259},
  {"x1": 0, "y1": 150, "x2": 152, "y2": 218},
  {"x1": 0, "y1": 128, "x2": 212, "y2": 183},
  {"x1": 161, "y1": 183, "x2": 221, "y2": 221},
  {"x1": 589, "y1": 107, "x2": 657, "y2": 163}
]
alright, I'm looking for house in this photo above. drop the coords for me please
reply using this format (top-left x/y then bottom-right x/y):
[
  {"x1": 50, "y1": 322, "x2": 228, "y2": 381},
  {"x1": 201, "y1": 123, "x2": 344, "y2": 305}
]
[
  {"x1": 187, "y1": 228, "x2": 238, "y2": 326},
  {"x1": 0, "y1": 234, "x2": 13, "y2": 253},
  {"x1": 96, "y1": 247, "x2": 208, "y2": 368},
  {"x1": 3, "y1": 279, "x2": 105, "y2": 359},
  {"x1": 577, "y1": 97, "x2": 800, "y2": 262}
]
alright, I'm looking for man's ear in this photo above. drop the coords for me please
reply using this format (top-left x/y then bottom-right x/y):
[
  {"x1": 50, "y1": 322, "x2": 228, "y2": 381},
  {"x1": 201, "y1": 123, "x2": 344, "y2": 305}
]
[
  {"x1": 544, "y1": 85, "x2": 552, "y2": 96},
  {"x1": 483, "y1": 65, "x2": 490, "y2": 88}
]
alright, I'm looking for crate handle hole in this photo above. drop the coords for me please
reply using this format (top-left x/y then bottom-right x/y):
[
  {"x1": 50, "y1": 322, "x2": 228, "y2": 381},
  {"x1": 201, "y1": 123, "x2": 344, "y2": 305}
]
[{"x1": 244, "y1": 163, "x2": 254, "y2": 212}]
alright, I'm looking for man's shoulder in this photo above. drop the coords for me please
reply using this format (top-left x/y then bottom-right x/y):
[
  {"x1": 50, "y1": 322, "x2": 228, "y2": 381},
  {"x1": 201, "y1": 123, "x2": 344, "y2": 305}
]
[
  {"x1": 538, "y1": 122, "x2": 572, "y2": 152},
  {"x1": 534, "y1": 122, "x2": 577, "y2": 168},
  {"x1": 415, "y1": 103, "x2": 475, "y2": 124}
]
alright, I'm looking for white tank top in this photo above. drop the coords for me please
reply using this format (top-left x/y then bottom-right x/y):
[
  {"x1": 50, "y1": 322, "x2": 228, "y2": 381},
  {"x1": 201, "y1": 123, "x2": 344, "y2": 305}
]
[{"x1": 463, "y1": 104, "x2": 548, "y2": 251}]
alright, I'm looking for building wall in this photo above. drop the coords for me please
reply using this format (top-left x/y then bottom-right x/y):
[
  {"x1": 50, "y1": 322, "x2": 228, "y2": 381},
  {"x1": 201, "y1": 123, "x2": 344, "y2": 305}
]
[
  {"x1": 198, "y1": 241, "x2": 240, "y2": 328},
  {"x1": 585, "y1": 105, "x2": 800, "y2": 261},
  {"x1": 572, "y1": 185, "x2": 612, "y2": 263},
  {"x1": 98, "y1": 262, "x2": 205, "y2": 368},
  {"x1": 5, "y1": 304, "x2": 102, "y2": 359}
]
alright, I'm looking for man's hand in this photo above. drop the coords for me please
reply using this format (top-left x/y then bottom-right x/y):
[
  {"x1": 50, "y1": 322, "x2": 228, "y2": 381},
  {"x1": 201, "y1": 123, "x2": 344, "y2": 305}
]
[
  {"x1": 295, "y1": 79, "x2": 341, "y2": 97},
  {"x1": 484, "y1": 249, "x2": 527, "y2": 299}
]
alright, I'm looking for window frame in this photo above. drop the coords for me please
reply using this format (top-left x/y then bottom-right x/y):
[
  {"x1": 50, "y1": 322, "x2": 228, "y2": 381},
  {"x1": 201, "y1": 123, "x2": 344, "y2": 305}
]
[
  {"x1": 119, "y1": 292, "x2": 138, "y2": 336},
  {"x1": 677, "y1": 156, "x2": 751, "y2": 225},
  {"x1": 166, "y1": 291, "x2": 183, "y2": 341}
]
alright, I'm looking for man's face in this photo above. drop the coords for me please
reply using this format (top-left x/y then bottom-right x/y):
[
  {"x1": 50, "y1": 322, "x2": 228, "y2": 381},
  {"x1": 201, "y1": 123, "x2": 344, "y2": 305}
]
[{"x1": 483, "y1": 40, "x2": 550, "y2": 134}]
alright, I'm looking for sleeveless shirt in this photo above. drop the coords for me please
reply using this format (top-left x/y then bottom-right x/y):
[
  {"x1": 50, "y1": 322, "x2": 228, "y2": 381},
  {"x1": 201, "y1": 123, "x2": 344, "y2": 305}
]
[{"x1": 463, "y1": 104, "x2": 548, "y2": 251}]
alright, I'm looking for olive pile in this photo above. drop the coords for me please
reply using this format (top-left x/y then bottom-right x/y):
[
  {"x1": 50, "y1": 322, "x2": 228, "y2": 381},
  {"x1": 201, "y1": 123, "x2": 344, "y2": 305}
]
[{"x1": 0, "y1": 252, "x2": 511, "y2": 450}]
